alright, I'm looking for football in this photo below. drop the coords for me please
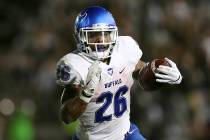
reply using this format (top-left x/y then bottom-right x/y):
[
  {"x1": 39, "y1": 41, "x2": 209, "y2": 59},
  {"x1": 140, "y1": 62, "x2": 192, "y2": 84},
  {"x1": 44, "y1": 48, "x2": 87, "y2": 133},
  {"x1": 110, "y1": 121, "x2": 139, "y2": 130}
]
[{"x1": 139, "y1": 58, "x2": 171, "y2": 91}]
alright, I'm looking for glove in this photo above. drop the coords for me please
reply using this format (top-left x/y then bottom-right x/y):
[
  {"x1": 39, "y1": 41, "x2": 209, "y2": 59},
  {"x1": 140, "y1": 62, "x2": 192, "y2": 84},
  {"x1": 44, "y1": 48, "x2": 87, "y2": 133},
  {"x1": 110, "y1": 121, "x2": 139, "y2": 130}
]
[
  {"x1": 80, "y1": 61, "x2": 102, "y2": 103},
  {"x1": 155, "y1": 58, "x2": 182, "y2": 85}
]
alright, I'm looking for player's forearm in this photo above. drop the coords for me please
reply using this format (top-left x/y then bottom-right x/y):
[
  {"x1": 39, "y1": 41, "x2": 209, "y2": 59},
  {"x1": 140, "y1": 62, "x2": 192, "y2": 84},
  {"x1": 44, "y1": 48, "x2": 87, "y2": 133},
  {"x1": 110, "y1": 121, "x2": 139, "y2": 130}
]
[
  {"x1": 61, "y1": 96, "x2": 87, "y2": 124},
  {"x1": 132, "y1": 60, "x2": 146, "y2": 80}
]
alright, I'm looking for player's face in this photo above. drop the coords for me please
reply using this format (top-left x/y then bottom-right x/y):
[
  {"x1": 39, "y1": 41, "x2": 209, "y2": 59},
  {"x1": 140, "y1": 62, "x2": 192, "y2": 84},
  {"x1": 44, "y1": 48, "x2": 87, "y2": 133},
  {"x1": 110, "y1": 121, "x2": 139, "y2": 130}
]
[
  {"x1": 88, "y1": 31, "x2": 112, "y2": 43},
  {"x1": 87, "y1": 31, "x2": 112, "y2": 51}
]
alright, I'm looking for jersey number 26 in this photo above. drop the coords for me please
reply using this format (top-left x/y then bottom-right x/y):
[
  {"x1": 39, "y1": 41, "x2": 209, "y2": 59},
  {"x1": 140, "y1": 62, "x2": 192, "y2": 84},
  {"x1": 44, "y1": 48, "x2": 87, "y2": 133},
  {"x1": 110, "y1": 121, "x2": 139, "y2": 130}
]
[{"x1": 95, "y1": 85, "x2": 128, "y2": 123}]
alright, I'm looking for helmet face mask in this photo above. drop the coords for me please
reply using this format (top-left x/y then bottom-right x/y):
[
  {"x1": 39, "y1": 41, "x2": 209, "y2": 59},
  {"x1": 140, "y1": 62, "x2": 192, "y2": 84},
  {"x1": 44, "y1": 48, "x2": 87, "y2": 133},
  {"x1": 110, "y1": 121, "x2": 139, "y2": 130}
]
[
  {"x1": 74, "y1": 6, "x2": 118, "y2": 60},
  {"x1": 79, "y1": 26, "x2": 118, "y2": 60}
]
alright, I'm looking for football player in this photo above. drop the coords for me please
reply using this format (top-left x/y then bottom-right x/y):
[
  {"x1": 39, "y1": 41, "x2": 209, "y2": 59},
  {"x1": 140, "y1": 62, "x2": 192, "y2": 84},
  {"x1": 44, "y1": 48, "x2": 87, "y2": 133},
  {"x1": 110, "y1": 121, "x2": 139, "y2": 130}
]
[{"x1": 56, "y1": 6, "x2": 182, "y2": 140}]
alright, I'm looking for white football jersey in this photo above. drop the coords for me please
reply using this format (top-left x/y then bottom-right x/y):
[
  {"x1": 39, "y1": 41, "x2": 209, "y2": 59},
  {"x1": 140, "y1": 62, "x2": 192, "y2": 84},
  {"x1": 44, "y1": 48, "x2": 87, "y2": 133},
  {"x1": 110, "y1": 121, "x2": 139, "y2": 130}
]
[{"x1": 56, "y1": 36, "x2": 142, "y2": 140}]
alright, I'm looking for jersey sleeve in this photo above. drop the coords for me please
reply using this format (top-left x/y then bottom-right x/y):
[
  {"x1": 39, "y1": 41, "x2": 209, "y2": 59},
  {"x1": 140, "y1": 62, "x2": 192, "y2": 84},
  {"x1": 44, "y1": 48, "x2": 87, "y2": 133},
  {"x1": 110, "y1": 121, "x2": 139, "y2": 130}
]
[
  {"x1": 125, "y1": 36, "x2": 142, "y2": 63},
  {"x1": 118, "y1": 36, "x2": 143, "y2": 70},
  {"x1": 56, "y1": 57, "x2": 84, "y2": 86}
]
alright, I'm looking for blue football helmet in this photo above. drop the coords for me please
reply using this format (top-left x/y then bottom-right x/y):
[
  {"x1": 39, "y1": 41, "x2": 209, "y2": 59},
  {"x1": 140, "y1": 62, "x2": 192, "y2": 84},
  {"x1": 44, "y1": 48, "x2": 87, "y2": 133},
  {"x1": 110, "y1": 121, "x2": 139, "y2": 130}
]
[{"x1": 74, "y1": 6, "x2": 118, "y2": 60}]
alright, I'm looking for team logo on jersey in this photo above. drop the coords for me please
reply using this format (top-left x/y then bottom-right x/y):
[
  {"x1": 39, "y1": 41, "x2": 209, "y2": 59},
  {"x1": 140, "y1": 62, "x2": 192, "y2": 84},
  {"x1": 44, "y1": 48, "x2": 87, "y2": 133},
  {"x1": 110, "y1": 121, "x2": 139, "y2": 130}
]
[{"x1": 107, "y1": 68, "x2": 113, "y2": 76}]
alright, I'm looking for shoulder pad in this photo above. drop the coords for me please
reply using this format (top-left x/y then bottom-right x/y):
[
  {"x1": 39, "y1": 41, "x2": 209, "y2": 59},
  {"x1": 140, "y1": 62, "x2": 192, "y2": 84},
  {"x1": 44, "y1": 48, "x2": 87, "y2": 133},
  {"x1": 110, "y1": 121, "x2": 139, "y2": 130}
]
[{"x1": 56, "y1": 59, "x2": 84, "y2": 86}]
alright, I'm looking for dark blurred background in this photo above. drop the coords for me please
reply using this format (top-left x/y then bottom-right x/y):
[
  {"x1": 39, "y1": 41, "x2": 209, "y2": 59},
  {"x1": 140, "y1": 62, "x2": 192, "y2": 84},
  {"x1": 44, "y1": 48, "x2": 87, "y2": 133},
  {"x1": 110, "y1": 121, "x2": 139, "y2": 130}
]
[{"x1": 0, "y1": 0, "x2": 210, "y2": 140}]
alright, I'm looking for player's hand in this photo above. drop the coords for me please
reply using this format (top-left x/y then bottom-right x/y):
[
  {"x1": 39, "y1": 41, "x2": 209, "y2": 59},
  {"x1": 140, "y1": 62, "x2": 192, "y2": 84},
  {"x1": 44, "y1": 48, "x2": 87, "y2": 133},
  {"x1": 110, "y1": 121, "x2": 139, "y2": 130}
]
[
  {"x1": 80, "y1": 61, "x2": 102, "y2": 103},
  {"x1": 155, "y1": 58, "x2": 182, "y2": 85}
]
